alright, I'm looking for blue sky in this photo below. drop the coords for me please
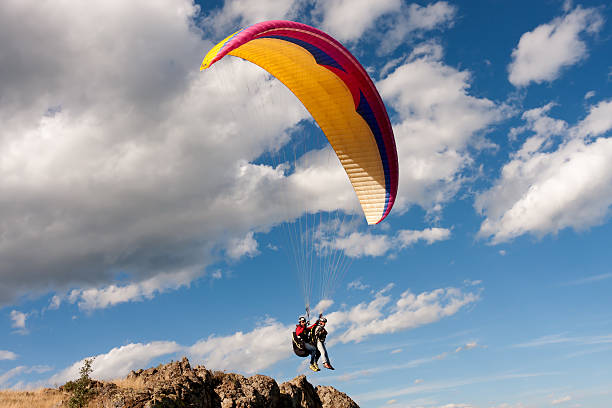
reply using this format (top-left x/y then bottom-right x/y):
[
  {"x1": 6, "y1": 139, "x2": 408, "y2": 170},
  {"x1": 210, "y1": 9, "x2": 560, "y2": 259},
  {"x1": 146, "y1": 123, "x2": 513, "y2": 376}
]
[{"x1": 1, "y1": 0, "x2": 612, "y2": 407}]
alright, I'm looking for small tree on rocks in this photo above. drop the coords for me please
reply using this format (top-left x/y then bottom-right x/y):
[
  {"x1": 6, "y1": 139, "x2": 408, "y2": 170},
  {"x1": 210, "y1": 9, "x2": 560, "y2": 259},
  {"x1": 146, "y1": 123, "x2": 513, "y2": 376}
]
[{"x1": 63, "y1": 358, "x2": 95, "y2": 408}]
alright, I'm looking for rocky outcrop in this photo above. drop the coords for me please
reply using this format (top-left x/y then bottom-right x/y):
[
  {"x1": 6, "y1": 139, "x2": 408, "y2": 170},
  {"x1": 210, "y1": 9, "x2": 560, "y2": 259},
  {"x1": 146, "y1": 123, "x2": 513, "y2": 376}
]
[{"x1": 85, "y1": 357, "x2": 358, "y2": 408}]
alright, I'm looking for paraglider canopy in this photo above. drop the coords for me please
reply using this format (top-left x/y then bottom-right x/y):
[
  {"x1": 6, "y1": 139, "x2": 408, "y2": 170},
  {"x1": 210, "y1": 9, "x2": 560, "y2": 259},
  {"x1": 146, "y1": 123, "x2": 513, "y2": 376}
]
[{"x1": 201, "y1": 20, "x2": 398, "y2": 225}]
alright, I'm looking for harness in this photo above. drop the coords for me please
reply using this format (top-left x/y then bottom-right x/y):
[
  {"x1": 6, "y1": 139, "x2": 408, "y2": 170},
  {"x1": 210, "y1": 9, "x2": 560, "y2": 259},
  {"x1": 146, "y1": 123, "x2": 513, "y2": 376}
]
[{"x1": 292, "y1": 332, "x2": 309, "y2": 357}]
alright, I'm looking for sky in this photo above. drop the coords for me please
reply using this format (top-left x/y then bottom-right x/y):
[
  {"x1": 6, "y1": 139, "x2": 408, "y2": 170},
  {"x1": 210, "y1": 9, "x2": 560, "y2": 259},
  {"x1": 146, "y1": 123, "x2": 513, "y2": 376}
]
[{"x1": 1, "y1": 0, "x2": 612, "y2": 407}]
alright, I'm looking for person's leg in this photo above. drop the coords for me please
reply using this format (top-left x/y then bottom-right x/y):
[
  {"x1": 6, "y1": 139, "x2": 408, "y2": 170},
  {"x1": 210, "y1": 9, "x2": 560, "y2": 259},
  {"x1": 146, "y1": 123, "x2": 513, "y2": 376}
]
[
  {"x1": 305, "y1": 343, "x2": 318, "y2": 368},
  {"x1": 317, "y1": 341, "x2": 334, "y2": 369},
  {"x1": 317, "y1": 340, "x2": 329, "y2": 365}
]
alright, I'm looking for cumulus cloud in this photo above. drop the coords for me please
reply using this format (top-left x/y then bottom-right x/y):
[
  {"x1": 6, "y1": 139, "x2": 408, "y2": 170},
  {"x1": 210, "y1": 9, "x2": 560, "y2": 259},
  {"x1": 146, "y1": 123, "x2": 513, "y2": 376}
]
[
  {"x1": 476, "y1": 99, "x2": 612, "y2": 243},
  {"x1": 0, "y1": 0, "x2": 503, "y2": 313},
  {"x1": 508, "y1": 6, "x2": 604, "y2": 86},
  {"x1": 313, "y1": 0, "x2": 455, "y2": 54},
  {"x1": 574, "y1": 99, "x2": 612, "y2": 138},
  {"x1": 313, "y1": 299, "x2": 334, "y2": 315},
  {"x1": 379, "y1": 56, "x2": 507, "y2": 215},
  {"x1": 64, "y1": 266, "x2": 202, "y2": 311},
  {"x1": 189, "y1": 319, "x2": 291, "y2": 374},
  {"x1": 0, "y1": 350, "x2": 18, "y2": 360},
  {"x1": 0, "y1": 282, "x2": 479, "y2": 388},
  {"x1": 347, "y1": 279, "x2": 369, "y2": 291},
  {"x1": 225, "y1": 231, "x2": 260, "y2": 260},
  {"x1": 48, "y1": 295, "x2": 62, "y2": 310},
  {"x1": 1, "y1": 0, "x2": 384, "y2": 308},
  {"x1": 327, "y1": 285, "x2": 480, "y2": 344},
  {"x1": 313, "y1": 0, "x2": 402, "y2": 42},
  {"x1": 328, "y1": 227, "x2": 451, "y2": 258},
  {"x1": 202, "y1": 0, "x2": 301, "y2": 38},
  {"x1": 10, "y1": 310, "x2": 28, "y2": 334},
  {"x1": 47, "y1": 341, "x2": 182, "y2": 384},
  {"x1": 377, "y1": 1, "x2": 457, "y2": 54}
]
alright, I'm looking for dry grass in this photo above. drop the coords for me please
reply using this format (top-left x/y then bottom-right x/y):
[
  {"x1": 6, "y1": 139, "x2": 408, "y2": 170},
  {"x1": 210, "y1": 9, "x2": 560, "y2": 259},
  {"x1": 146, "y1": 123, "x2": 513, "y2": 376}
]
[
  {"x1": 0, "y1": 377, "x2": 150, "y2": 408},
  {"x1": 110, "y1": 376, "x2": 148, "y2": 391},
  {"x1": 0, "y1": 388, "x2": 66, "y2": 408}
]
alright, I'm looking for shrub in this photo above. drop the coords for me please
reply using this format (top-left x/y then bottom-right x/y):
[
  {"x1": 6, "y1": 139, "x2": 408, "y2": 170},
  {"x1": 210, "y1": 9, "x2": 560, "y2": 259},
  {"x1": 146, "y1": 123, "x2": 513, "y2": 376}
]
[{"x1": 64, "y1": 358, "x2": 96, "y2": 408}]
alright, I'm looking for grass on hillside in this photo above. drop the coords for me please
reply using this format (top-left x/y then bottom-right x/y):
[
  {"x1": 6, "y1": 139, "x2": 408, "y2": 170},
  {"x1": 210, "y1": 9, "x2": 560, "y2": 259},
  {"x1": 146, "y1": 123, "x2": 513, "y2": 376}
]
[
  {"x1": 0, "y1": 388, "x2": 65, "y2": 408},
  {"x1": 0, "y1": 376, "x2": 150, "y2": 408}
]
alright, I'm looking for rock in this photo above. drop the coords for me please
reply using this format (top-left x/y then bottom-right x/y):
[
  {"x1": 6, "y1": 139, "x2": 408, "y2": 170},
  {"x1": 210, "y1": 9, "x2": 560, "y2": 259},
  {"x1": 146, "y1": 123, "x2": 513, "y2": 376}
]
[
  {"x1": 278, "y1": 375, "x2": 320, "y2": 408},
  {"x1": 66, "y1": 357, "x2": 358, "y2": 408},
  {"x1": 214, "y1": 373, "x2": 282, "y2": 407},
  {"x1": 316, "y1": 385, "x2": 359, "y2": 408}
]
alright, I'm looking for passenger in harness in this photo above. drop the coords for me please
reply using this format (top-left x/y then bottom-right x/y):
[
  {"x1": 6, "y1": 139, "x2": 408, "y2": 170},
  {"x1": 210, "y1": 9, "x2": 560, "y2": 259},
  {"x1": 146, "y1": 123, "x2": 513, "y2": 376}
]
[
  {"x1": 311, "y1": 316, "x2": 334, "y2": 370},
  {"x1": 292, "y1": 316, "x2": 320, "y2": 371}
]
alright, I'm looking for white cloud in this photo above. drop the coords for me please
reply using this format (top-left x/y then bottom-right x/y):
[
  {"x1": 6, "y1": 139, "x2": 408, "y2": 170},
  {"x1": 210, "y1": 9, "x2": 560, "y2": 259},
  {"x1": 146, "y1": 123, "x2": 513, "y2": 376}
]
[
  {"x1": 203, "y1": 0, "x2": 301, "y2": 38},
  {"x1": 328, "y1": 227, "x2": 451, "y2": 258},
  {"x1": 0, "y1": 350, "x2": 18, "y2": 360},
  {"x1": 225, "y1": 231, "x2": 260, "y2": 260},
  {"x1": 347, "y1": 279, "x2": 369, "y2": 291},
  {"x1": 379, "y1": 55, "x2": 507, "y2": 215},
  {"x1": 1, "y1": 0, "x2": 353, "y2": 308},
  {"x1": 574, "y1": 99, "x2": 612, "y2": 138},
  {"x1": 66, "y1": 266, "x2": 202, "y2": 311},
  {"x1": 398, "y1": 228, "x2": 452, "y2": 246},
  {"x1": 48, "y1": 295, "x2": 61, "y2": 310},
  {"x1": 552, "y1": 395, "x2": 572, "y2": 405},
  {"x1": 327, "y1": 285, "x2": 480, "y2": 344},
  {"x1": 584, "y1": 90, "x2": 596, "y2": 100},
  {"x1": 2, "y1": 282, "x2": 478, "y2": 388},
  {"x1": 462, "y1": 280, "x2": 482, "y2": 287},
  {"x1": 409, "y1": 40, "x2": 445, "y2": 62},
  {"x1": 10, "y1": 310, "x2": 28, "y2": 334},
  {"x1": 0, "y1": 366, "x2": 51, "y2": 388},
  {"x1": 331, "y1": 231, "x2": 391, "y2": 258},
  {"x1": 476, "y1": 99, "x2": 612, "y2": 243},
  {"x1": 378, "y1": 2, "x2": 457, "y2": 54},
  {"x1": 508, "y1": 6, "x2": 603, "y2": 86},
  {"x1": 454, "y1": 342, "x2": 479, "y2": 353},
  {"x1": 47, "y1": 341, "x2": 182, "y2": 384},
  {"x1": 313, "y1": 0, "x2": 401, "y2": 42},
  {"x1": 313, "y1": 299, "x2": 334, "y2": 315},
  {"x1": 189, "y1": 319, "x2": 292, "y2": 374},
  {"x1": 313, "y1": 0, "x2": 455, "y2": 53}
]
